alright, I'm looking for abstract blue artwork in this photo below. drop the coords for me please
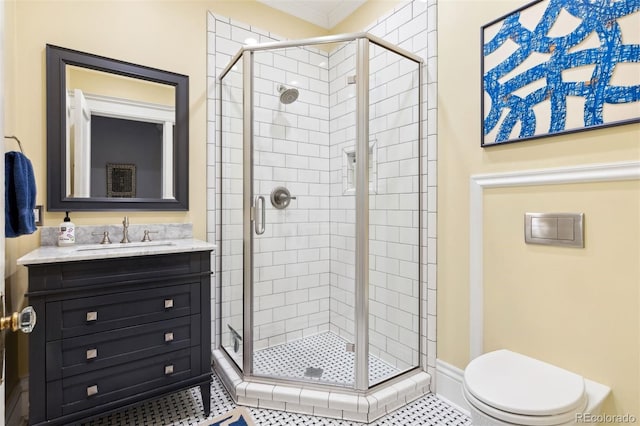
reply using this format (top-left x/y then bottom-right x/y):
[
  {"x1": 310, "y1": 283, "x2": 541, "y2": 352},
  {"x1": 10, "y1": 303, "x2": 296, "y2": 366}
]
[{"x1": 481, "y1": 0, "x2": 640, "y2": 146}]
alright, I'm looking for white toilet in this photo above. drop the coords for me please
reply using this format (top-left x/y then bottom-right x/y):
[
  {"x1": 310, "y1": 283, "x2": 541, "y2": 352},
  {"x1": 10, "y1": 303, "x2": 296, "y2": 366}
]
[{"x1": 462, "y1": 350, "x2": 610, "y2": 426}]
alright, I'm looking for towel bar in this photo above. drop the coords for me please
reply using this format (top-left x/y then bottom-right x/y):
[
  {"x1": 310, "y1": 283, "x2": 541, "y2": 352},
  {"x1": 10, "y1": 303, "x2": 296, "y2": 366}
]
[{"x1": 4, "y1": 135, "x2": 24, "y2": 153}]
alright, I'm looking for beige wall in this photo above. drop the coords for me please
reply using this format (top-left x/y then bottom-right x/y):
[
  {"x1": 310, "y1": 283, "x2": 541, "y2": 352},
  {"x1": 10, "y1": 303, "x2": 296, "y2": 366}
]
[
  {"x1": 484, "y1": 182, "x2": 639, "y2": 415},
  {"x1": 438, "y1": 0, "x2": 640, "y2": 421},
  {"x1": 3, "y1": 0, "x2": 399, "y2": 401}
]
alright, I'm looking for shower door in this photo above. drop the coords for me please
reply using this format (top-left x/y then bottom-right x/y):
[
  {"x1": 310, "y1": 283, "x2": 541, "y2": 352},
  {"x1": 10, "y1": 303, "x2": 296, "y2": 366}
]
[
  {"x1": 220, "y1": 35, "x2": 422, "y2": 390},
  {"x1": 248, "y1": 44, "x2": 357, "y2": 387}
]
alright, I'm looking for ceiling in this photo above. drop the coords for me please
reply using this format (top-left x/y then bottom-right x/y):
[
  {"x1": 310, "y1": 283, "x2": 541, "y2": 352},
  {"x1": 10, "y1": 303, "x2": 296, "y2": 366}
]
[{"x1": 256, "y1": 0, "x2": 368, "y2": 29}]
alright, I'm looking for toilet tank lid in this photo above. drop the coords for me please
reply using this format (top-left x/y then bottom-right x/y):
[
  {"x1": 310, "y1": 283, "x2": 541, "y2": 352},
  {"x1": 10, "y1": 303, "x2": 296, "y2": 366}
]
[{"x1": 463, "y1": 350, "x2": 586, "y2": 416}]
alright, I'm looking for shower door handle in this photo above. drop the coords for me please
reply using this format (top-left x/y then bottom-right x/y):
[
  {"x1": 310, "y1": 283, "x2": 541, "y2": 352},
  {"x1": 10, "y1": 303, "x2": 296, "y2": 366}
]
[{"x1": 254, "y1": 195, "x2": 266, "y2": 235}]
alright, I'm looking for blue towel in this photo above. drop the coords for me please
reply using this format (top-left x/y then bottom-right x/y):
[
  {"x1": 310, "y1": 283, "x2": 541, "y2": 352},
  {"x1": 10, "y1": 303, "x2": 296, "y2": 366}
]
[{"x1": 5, "y1": 151, "x2": 37, "y2": 237}]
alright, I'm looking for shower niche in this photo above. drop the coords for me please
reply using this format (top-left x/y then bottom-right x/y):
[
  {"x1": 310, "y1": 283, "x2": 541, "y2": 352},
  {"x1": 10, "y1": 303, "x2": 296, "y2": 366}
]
[
  {"x1": 216, "y1": 33, "x2": 427, "y2": 422},
  {"x1": 343, "y1": 142, "x2": 377, "y2": 194}
]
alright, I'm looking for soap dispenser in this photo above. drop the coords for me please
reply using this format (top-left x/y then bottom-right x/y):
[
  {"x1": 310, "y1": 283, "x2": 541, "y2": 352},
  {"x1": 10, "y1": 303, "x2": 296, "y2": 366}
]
[{"x1": 57, "y1": 211, "x2": 76, "y2": 246}]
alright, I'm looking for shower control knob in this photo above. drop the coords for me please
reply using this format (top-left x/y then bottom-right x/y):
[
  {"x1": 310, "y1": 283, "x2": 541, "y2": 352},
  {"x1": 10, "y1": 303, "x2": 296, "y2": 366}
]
[
  {"x1": 277, "y1": 193, "x2": 296, "y2": 202},
  {"x1": 270, "y1": 186, "x2": 296, "y2": 209}
]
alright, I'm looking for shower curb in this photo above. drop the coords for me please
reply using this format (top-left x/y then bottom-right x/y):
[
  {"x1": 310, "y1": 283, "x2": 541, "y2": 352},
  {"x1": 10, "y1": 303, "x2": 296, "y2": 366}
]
[{"x1": 213, "y1": 349, "x2": 431, "y2": 423}]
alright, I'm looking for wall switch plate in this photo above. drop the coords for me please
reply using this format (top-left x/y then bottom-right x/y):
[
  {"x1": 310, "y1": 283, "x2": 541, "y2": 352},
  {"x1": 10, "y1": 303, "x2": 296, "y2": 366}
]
[
  {"x1": 525, "y1": 212, "x2": 584, "y2": 248},
  {"x1": 34, "y1": 205, "x2": 43, "y2": 226}
]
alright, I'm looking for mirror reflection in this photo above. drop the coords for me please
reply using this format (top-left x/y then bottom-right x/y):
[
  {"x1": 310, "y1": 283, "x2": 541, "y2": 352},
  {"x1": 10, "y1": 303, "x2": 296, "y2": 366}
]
[{"x1": 65, "y1": 66, "x2": 176, "y2": 199}]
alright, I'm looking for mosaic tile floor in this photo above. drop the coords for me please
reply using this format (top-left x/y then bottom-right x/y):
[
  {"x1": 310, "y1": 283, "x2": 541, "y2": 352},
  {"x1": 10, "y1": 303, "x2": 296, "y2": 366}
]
[
  {"x1": 252, "y1": 332, "x2": 400, "y2": 386},
  {"x1": 84, "y1": 372, "x2": 472, "y2": 426}
]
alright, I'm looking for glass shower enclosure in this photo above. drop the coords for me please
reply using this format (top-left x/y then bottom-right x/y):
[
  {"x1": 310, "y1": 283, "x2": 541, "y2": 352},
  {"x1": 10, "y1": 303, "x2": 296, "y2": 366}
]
[{"x1": 219, "y1": 33, "x2": 422, "y2": 392}]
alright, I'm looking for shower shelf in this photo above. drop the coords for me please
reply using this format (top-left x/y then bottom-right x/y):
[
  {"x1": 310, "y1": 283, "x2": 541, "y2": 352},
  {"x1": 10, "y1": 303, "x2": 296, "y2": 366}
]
[{"x1": 342, "y1": 141, "x2": 377, "y2": 194}]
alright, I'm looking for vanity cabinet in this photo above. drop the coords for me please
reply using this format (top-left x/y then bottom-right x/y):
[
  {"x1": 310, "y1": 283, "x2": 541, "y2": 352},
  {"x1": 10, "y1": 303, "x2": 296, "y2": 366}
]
[{"x1": 24, "y1": 250, "x2": 213, "y2": 425}]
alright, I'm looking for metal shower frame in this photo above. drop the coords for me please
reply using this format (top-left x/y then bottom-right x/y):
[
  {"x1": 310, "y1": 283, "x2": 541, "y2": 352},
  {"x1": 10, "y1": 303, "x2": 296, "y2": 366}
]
[{"x1": 218, "y1": 32, "x2": 424, "y2": 393}]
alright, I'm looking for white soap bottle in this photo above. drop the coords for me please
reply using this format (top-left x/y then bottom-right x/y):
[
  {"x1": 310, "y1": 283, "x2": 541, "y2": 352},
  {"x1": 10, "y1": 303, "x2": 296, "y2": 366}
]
[{"x1": 58, "y1": 211, "x2": 76, "y2": 246}]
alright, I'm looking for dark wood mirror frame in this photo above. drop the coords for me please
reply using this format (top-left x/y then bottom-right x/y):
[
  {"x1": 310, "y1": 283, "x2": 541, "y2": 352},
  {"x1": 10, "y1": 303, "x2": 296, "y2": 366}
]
[{"x1": 46, "y1": 44, "x2": 189, "y2": 211}]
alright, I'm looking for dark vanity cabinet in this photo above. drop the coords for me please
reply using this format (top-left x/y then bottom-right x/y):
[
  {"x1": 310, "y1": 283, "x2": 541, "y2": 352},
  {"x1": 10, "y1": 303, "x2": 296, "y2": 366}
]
[{"x1": 25, "y1": 250, "x2": 213, "y2": 425}]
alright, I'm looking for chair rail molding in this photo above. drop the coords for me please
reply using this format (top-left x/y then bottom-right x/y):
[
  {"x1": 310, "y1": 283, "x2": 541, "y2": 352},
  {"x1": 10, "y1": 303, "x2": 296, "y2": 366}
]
[{"x1": 469, "y1": 161, "x2": 640, "y2": 359}]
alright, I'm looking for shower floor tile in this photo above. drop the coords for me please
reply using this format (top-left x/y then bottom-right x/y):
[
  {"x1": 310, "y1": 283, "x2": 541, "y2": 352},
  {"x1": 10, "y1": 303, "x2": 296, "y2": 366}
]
[
  {"x1": 83, "y1": 371, "x2": 472, "y2": 426},
  {"x1": 253, "y1": 332, "x2": 399, "y2": 386}
]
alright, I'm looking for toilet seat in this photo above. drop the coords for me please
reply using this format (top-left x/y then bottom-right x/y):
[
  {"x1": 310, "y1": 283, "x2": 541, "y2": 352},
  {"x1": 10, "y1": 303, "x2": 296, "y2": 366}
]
[
  {"x1": 463, "y1": 350, "x2": 588, "y2": 425},
  {"x1": 463, "y1": 383, "x2": 587, "y2": 425}
]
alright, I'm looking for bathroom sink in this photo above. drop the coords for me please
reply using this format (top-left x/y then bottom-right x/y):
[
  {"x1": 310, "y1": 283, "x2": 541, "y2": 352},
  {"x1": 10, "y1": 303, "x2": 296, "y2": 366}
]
[{"x1": 75, "y1": 241, "x2": 176, "y2": 251}]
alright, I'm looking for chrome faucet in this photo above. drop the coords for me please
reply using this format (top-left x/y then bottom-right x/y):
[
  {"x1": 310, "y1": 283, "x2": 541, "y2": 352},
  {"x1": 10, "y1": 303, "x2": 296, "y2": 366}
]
[
  {"x1": 121, "y1": 216, "x2": 130, "y2": 243},
  {"x1": 92, "y1": 231, "x2": 112, "y2": 244}
]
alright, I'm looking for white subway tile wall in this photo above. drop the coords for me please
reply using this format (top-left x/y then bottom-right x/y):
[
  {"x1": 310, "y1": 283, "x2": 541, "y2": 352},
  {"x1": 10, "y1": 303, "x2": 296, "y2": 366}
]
[
  {"x1": 328, "y1": 40, "x2": 358, "y2": 347},
  {"x1": 208, "y1": 0, "x2": 438, "y2": 390}
]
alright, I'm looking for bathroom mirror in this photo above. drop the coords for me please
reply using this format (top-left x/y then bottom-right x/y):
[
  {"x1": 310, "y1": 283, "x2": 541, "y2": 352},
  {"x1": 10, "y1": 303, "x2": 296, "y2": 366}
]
[{"x1": 46, "y1": 44, "x2": 189, "y2": 210}]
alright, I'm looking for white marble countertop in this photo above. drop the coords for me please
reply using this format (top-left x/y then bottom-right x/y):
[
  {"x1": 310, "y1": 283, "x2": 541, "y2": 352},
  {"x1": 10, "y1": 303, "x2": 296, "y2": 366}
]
[{"x1": 17, "y1": 238, "x2": 216, "y2": 265}]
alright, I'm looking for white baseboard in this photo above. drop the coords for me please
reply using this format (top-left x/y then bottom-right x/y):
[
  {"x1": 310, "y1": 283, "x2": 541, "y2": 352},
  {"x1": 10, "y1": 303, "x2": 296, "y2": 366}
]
[
  {"x1": 435, "y1": 359, "x2": 470, "y2": 416},
  {"x1": 6, "y1": 376, "x2": 28, "y2": 426}
]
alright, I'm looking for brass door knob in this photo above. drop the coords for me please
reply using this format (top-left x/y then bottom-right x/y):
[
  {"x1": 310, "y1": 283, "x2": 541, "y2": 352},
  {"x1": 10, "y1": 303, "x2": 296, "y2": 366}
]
[
  {"x1": 0, "y1": 294, "x2": 37, "y2": 384},
  {"x1": 0, "y1": 306, "x2": 36, "y2": 333}
]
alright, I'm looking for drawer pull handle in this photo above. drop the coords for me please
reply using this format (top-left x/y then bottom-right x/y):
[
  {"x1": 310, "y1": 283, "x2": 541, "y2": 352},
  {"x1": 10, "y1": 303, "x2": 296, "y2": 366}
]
[
  {"x1": 164, "y1": 332, "x2": 174, "y2": 342},
  {"x1": 86, "y1": 311, "x2": 98, "y2": 322},
  {"x1": 164, "y1": 364, "x2": 174, "y2": 375},
  {"x1": 87, "y1": 385, "x2": 98, "y2": 397},
  {"x1": 86, "y1": 348, "x2": 98, "y2": 360},
  {"x1": 164, "y1": 299, "x2": 174, "y2": 309}
]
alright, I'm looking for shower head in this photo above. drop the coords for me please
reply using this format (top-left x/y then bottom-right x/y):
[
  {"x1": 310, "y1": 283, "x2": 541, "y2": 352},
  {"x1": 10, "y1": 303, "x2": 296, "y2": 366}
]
[{"x1": 278, "y1": 84, "x2": 299, "y2": 105}]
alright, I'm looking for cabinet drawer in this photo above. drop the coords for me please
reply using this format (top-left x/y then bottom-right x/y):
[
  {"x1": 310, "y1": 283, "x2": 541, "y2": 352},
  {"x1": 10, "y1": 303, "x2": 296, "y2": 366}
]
[
  {"x1": 46, "y1": 282, "x2": 199, "y2": 340},
  {"x1": 46, "y1": 315, "x2": 200, "y2": 380},
  {"x1": 28, "y1": 252, "x2": 206, "y2": 292},
  {"x1": 47, "y1": 348, "x2": 199, "y2": 418}
]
